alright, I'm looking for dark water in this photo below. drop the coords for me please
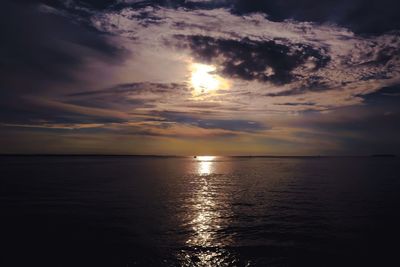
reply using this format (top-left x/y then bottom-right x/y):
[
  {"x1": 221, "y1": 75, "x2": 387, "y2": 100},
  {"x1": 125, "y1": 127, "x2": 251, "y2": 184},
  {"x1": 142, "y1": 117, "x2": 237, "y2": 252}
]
[{"x1": 1, "y1": 156, "x2": 400, "y2": 266}]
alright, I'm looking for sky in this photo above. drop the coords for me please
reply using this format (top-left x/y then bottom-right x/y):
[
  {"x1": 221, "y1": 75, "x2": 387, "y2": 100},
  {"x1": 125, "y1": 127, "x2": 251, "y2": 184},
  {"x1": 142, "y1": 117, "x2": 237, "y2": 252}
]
[{"x1": 1, "y1": 0, "x2": 400, "y2": 155}]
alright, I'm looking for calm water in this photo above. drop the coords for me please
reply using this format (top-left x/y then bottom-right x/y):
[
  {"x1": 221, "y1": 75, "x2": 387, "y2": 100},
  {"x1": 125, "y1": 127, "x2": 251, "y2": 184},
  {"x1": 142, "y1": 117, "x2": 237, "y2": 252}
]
[{"x1": 1, "y1": 156, "x2": 400, "y2": 266}]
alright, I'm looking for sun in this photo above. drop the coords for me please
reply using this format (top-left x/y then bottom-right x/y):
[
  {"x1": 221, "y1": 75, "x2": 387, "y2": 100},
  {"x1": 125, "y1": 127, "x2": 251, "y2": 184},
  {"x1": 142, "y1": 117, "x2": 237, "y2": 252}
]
[{"x1": 190, "y1": 63, "x2": 229, "y2": 96}]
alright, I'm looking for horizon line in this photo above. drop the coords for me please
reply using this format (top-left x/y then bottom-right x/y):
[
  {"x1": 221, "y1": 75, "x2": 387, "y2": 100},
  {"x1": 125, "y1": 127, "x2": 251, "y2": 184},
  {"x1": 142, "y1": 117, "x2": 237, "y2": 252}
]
[{"x1": 0, "y1": 153, "x2": 397, "y2": 158}]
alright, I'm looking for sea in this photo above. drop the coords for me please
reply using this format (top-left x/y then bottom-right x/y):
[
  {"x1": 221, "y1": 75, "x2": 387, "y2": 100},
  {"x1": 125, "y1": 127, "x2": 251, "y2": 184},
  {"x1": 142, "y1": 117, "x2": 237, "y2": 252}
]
[{"x1": 1, "y1": 155, "x2": 399, "y2": 266}]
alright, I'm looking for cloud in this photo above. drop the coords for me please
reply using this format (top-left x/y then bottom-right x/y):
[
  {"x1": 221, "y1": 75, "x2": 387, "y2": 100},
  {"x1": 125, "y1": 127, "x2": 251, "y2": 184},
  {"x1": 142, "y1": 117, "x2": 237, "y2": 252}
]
[
  {"x1": 1, "y1": 0, "x2": 400, "y2": 154},
  {"x1": 152, "y1": 111, "x2": 268, "y2": 131},
  {"x1": 173, "y1": 35, "x2": 330, "y2": 84},
  {"x1": 89, "y1": 6, "x2": 400, "y2": 112},
  {"x1": 0, "y1": 122, "x2": 105, "y2": 130},
  {"x1": 230, "y1": 0, "x2": 400, "y2": 34},
  {"x1": 50, "y1": 0, "x2": 400, "y2": 34},
  {"x1": 0, "y1": 0, "x2": 127, "y2": 96}
]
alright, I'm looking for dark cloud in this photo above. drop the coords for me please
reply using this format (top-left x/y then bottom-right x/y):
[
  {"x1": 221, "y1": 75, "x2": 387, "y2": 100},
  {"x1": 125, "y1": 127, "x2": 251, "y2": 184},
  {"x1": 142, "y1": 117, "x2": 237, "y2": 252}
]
[
  {"x1": 191, "y1": 0, "x2": 400, "y2": 34},
  {"x1": 0, "y1": 0, "x2": 126, "y2": 94},
  {"x1": 0, "y1": 0, "x2": 128, "y2": 128},
  {"x1": 0, "y1": 97, "x2": 125, "y2": 126},
  {"x1": 290, "y1": 88, "x2": 400, "y2": 154},
  {"x1": 174, "y1": 35, "x2": 329, "y2": 85},
  {"x1": 65, "y1": 82, "x2": 187, "y2": 110},
  {"x1": 39, "y1": 0, "x2": 400, "y2": 34},
  {"x1": 276, "y1": 102, "x2": 316, "y2": 106},
  {"x1": 266, "y1": 76, "x2": 330, "y2": 96},
  {"x1": 16, "y1": 0, "x2": 117, "y2": 10},
  {"x1": 69, "y1": 82, "x2": 185, "y2": 97},
  {"x1": 154, "y1": 111, "x2": 268, "y2": 132},
  {"x1": 231, "y1": 0, "x2": 400, "y2": 35},
  {"x1": 361, "y1": 84, "x2": 400, "y2": 106}
]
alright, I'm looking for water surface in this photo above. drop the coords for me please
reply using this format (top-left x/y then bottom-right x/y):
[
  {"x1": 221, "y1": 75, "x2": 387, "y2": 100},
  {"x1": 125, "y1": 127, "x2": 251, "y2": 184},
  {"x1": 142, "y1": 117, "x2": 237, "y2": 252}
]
[{"x1": 1, "y1": 156, "x2": 399, "y2": 266}]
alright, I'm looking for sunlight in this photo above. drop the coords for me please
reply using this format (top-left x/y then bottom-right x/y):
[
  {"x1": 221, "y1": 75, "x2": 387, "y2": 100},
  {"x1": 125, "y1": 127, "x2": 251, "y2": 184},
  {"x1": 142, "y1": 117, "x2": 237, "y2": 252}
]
[
  {"x1": 190, "y1": 63, "x2": 229, "y2": 96},
  {"x1": 180, "y1": 155, "x2": 235, "y2": 266},
  {"x1": 196, "y1": 156, "x2": 216, "y2": 161},
  {"x1": 196, "y1": 156, "x2": 216, "y2": 175}
]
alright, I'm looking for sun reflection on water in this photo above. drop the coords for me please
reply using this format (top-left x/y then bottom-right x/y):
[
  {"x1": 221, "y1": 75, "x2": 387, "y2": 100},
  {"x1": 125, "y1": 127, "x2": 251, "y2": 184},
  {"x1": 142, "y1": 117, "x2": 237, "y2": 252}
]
[
  {"x1": 187, "y1": 178, "x2": 218, "y2": 247},
  {"x1": 178, "y1": 156, "x2": 239, "y2": 266},
  {"x1": 196, "y1": 156, "x2": 216, "y2": 176}
]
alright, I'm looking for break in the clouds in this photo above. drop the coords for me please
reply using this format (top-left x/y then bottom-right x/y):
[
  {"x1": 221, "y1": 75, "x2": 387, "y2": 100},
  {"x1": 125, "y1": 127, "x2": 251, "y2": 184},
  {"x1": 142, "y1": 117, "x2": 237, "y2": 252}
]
[{"x1": 1, "y1": 0, "x2": 400, "y2": 155}]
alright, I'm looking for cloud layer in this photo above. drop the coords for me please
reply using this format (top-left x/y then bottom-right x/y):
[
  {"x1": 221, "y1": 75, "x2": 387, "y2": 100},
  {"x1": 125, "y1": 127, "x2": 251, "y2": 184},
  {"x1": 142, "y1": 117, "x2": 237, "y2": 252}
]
[{"x1": 1, "y1": 0, "x2": 400, "y2": 155}]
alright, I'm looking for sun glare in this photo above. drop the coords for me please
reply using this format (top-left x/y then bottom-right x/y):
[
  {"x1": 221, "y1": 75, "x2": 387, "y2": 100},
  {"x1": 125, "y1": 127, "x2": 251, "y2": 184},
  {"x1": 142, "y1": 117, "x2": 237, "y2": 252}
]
[
  {"x1": 196, "y1": 156, "x2": 216, "y2": 161},
  {"x1": 196, "y1": 156, "x2": 216, "y2": 175},
  {"x1": 190, "y1": 63, "x2": 229, "y2": 96}
]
